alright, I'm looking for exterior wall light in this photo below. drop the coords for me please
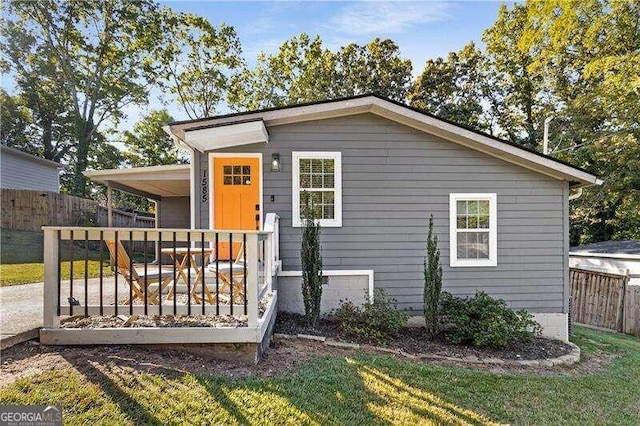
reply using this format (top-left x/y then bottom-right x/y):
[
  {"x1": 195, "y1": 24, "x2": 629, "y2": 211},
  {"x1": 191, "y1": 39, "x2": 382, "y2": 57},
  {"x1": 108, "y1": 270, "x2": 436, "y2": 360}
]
[{"x1": 271, "y1": 153, "x2": 281, "y2": 172}]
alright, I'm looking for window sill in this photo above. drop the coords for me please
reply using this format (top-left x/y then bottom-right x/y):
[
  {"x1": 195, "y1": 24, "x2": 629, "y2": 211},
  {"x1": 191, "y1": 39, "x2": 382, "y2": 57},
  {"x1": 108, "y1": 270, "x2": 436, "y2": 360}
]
[
  {"x1": 450, "y1": 259, "x2": 497, "y2": 268},
  {"x1": 292, "y1": 219, "x2": 342, "y2": 228}
]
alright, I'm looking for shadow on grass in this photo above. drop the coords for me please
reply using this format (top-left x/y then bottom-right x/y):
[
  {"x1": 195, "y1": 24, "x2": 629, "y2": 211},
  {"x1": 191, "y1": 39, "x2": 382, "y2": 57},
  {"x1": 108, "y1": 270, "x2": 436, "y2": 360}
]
[
  {"x1": 51, "y1": 344, "x2": 498, "y2": 424},
  {"x1": 59, "y1": 352, "x2": 162, "y2": 425},
  {"x1": 193, "y1": 354, "x2": 496, "y2": 425}
]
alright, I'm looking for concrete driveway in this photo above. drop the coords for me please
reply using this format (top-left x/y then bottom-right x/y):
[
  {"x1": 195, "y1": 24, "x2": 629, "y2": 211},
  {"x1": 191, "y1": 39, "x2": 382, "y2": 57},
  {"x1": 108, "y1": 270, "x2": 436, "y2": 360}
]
[
  {"x1": 1, "y1": 273, "x2": 198, "y2": 341},
  {"x1": 1, "y1": 282, "x2": 44, "y2": 338}
]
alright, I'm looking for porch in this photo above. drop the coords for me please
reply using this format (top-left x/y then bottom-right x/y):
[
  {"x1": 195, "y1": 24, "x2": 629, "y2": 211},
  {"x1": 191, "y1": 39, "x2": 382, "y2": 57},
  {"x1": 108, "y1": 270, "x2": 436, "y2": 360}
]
[{"x1": 40, "y1": 214, "x2": 281, "y2": 362}]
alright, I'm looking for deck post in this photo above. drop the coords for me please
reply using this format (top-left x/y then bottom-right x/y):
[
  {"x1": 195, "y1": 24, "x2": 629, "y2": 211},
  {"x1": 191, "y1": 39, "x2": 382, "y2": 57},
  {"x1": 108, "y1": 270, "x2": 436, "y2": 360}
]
[
  {"x1": 43, "y1": 227, "x2": 60, "y2": 328},
  {"x1": 265, "y1": 234, "x2": 273, "y2": 290},
  {"x1": 246, "y1": 233, "x2": 259, "y2": 327}
]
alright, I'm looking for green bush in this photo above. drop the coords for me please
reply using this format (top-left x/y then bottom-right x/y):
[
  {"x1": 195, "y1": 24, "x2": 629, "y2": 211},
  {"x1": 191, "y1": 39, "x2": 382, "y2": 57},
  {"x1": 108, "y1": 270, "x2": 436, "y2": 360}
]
[
  {"x1": 334, "y1": 288, "x2": 408, "y2": 344},
  {"x1": 440, "y1": 291, "x2": 542, "y2": 349}
]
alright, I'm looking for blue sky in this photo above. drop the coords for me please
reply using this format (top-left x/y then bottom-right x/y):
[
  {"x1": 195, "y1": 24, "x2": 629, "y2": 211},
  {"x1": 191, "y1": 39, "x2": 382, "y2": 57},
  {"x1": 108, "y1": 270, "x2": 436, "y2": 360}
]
[
  {"x1": 137, "y1": 0, "x2": 506, "y2": 129},
  {"x1": 160, "y1": 1, "x2": 503, "y2": 74},
  {"x1": 3, "y1": 1, "x2": 509, "y2": 135}
]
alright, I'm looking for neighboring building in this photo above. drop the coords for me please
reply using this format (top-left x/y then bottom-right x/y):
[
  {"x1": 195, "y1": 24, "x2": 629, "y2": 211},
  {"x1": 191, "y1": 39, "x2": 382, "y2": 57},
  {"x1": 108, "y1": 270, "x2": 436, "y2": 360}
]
[
  {"x1": 1, "y1": 145, "x2": 62, "y2": 192},
  {"x1": 86, "y1": 95, "x2": 602, "y2": 341},
  {"x1": 571, "y1": 240, "x2": 640, "y2": 286}
]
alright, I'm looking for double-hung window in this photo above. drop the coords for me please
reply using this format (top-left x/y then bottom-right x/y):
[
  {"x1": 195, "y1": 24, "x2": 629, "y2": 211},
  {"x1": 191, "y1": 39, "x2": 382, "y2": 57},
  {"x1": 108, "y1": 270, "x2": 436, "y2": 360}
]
[
  {"x1": 449, "y1": 193, "x2": 497, "y2": 267},
  {"x1": 292, "y1": 151, "x2": 342, "y2": 227}
]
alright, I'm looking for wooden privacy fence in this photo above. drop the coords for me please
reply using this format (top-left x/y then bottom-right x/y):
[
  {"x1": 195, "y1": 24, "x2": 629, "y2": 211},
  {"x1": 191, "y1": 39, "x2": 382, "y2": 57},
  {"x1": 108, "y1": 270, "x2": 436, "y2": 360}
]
[
  {"x1": 570, "y1": 267, "x2": 640, "y2": 337},
  {"x1": 1, "y1": 189, "x2": 154, "y2": 232}
]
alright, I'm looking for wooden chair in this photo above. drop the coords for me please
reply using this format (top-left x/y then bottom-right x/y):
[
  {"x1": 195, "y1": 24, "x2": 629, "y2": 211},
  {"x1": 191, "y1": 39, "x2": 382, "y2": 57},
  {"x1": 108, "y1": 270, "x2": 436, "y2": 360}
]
[
  {"x1": 105, "y1": 240, "x2": 174, "y2": 305},
  {"x1": 206, "y1": 242, "x2": 247, "y2": 304}
]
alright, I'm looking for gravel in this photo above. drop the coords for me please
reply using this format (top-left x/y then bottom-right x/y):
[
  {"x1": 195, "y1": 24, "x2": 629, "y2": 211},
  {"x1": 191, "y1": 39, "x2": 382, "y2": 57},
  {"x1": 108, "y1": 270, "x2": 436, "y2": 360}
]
[{"x1": 60, "y1": 292, "x2": 273, "y2": 329}]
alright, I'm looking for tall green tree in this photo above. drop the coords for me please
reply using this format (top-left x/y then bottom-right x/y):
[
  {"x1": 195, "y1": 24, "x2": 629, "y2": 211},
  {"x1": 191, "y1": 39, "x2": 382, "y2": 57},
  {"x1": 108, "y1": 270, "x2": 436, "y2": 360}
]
[
  {"x1": 335, "y1": 38, "x2": 413, "y2": 101},
  {"x1": 2, "y1": 0, "x2": 169, "y2": 196},
  {"x1": 521, "y1": 0, "x2": 640, "y2": 243},
  {"x1": 161, "y1": 15, "x2": 243, "y2": 119},
  {"x1": 0, "y1": 52, "x2": 75, "y2": 163},
  {"x1": 0, "y1": 90, "x2": 35, "y2": 152},
  {"x1": 409, "y1": 43, "x2": 489, "y2": 131},
  {"x1": 228, "y1": 34, "x2": 412, "y2": 111},
  {"x1": 229, "y1": 33, "x2": 337, "y2": 110},
  {"x1": 482, "y1": 3, "x2": 549, "y2": 149},
  {"x1": 123, "y1": 110, "x2": 184, "y2": 167}
]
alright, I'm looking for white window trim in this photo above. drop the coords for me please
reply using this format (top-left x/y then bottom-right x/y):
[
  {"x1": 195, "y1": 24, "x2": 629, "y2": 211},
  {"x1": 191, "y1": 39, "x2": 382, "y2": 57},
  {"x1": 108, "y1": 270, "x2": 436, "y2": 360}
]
[
  {"x1": 292, "y1": 151, "x2": 342, "y2": 227},
  {"x1": 449, "y1": 193, "x2": 497, "y2": 267}
]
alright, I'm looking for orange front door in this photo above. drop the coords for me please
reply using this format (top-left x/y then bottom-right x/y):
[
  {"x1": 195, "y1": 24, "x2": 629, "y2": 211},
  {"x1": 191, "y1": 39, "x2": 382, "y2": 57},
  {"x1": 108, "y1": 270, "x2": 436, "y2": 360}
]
[{"x1": 213, "y1": 157, "x2": 260, "y2": 260}]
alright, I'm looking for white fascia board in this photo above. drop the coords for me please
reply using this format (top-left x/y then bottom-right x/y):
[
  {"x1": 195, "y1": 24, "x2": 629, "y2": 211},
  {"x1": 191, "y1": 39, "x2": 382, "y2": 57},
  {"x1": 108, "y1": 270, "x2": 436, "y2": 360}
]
[
  {"x1": 261, "y1": 100, "x2": 371, "y2": 126},
  {"x1": 185, "y1": 120, "x2": 269, "y2": 152}
]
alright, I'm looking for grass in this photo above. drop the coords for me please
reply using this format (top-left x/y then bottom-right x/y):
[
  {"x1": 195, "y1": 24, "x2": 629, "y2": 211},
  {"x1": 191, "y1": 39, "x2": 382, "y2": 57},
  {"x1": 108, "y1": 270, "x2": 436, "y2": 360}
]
[
  {"x1": 1, "y1": 327, "x2": 639, "y2": 425},
  {"x1": 0, "y1": 260, "x2": 112, "y2": 287}
]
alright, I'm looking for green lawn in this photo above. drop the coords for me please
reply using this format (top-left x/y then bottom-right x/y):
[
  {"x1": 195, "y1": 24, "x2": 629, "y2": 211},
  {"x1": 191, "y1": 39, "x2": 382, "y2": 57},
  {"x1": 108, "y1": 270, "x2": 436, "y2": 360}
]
[
  {"x1": 1, "y1": 327, "x2": 639, "y2": 425},
  {"x1": 0, "y1": 260, "x2": 112, "y2": 286}
]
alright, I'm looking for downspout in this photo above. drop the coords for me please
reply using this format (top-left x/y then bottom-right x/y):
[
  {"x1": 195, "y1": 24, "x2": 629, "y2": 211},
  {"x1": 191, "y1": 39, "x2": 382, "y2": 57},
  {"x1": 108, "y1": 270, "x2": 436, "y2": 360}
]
[{"x1": 152, "y1": 199, "x2": 160, "y2": 263}]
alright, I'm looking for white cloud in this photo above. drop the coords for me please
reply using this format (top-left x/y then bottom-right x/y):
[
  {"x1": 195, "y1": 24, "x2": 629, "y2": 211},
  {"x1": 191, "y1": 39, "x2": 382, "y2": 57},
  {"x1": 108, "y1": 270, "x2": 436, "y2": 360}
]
[{"x1": 332, "y1": 1, "x2": 451, "y2": 36}]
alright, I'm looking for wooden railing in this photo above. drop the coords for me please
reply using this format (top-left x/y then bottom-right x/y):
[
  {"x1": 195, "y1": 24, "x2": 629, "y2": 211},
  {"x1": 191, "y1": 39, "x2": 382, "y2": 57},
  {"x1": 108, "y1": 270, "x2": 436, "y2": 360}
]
[
  {"x1": 570, "y1": 267, "x2": 639, "y2": 336},
  {"x1": 263, "y1": 213, "x2": 281, "y2": 287},
  {"x1": 42, "y1": 221, "x2": 280, "y2": 331}
]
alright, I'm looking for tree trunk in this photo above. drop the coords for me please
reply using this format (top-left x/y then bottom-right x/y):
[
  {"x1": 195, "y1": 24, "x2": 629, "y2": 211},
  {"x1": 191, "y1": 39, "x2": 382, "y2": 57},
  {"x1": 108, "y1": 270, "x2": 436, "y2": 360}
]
[
  {"x1": 41, "y1": 116, "x2": 55, "y2": 160},
  {"x1": 71, "y1": 119, "x2": 92, "y2": 197}
]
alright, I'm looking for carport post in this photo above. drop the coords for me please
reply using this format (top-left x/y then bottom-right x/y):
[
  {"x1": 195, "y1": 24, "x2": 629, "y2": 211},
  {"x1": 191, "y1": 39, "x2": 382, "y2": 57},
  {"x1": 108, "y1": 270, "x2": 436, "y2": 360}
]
[{"x1": 107, "y1": 185, "x2": 113, "y2": 227}]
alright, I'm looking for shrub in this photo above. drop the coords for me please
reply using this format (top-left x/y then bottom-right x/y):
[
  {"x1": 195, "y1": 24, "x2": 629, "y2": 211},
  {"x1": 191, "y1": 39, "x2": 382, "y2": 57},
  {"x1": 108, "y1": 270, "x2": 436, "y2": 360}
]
[
  {"x1": 440, "y1": 291, "x2": 542, "y2": 349},
  {"x1": 300, "y1": 192, "x2": 323, "y2": 327},
  {"x1": 334, "y1": 289, "x2": 408, "y2": 344},
  {"x1": 424, "y1": 215, "x2": 443, "y2": 339}
]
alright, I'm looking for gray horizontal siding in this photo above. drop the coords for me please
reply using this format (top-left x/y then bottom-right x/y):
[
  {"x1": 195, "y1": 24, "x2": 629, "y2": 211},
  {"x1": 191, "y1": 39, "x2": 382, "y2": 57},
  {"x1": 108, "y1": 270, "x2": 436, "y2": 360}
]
[
  {"x1": 1, "y1": 151, "x2": 60, "y2": 192},
  {"x1": 202, "y1": 113, "x2": 567, "y2": 314},
  {"x1": 159, "y1": 196, "x2": 190, "y2": 228}
]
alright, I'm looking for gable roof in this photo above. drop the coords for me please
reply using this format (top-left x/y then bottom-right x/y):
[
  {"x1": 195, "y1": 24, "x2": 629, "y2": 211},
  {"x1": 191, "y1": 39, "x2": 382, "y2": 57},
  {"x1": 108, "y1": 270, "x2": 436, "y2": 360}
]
[
  {"x1": 167, "y1": 94, "x2": 601, "y2": 187},
  {"x1": 1, "y1": 145, "x2": 63, "y2": 169}
]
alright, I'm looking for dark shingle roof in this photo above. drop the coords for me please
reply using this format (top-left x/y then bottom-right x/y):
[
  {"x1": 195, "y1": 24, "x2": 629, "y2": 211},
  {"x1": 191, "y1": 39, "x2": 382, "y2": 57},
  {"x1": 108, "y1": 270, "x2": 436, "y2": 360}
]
[{"x1": 570, "y1": 240, "x2": 640, "y2": 255}]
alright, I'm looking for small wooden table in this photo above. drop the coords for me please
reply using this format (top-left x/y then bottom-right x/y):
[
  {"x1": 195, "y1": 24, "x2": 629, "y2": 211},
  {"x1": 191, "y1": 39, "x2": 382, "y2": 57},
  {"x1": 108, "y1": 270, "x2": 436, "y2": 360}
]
[{"x1": 160, "y1": 247, "x2": 215, "y2": 304}]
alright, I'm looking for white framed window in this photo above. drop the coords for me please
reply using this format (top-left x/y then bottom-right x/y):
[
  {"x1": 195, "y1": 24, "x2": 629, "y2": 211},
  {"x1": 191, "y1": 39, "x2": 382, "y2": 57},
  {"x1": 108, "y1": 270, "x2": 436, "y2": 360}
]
[
  {"x1": 292, "y1": 151, "x2": 342, "y2": 227},
  {"x1": 449, "y1": 193, "x2": 497, "y2": 267}
]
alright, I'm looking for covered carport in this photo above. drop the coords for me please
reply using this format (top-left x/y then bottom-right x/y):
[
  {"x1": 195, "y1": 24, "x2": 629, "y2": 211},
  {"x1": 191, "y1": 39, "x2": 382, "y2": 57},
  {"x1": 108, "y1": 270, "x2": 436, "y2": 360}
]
[{"x1": 84, "y1": 164, "x2": 191, "y2": 229}]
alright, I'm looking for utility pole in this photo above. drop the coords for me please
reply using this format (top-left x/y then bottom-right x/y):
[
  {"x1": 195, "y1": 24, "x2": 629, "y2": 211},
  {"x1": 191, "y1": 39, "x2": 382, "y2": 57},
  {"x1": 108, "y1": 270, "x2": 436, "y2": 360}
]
[{"x1": 543, "y1": 116, "x2": 553, "y2": 155}]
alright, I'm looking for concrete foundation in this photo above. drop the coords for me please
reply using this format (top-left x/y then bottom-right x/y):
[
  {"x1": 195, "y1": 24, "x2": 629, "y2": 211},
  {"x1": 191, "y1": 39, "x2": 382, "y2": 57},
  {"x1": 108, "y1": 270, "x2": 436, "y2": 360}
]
[{"x1": 278, "y1": 272, "x2": 371, "y2": 314}]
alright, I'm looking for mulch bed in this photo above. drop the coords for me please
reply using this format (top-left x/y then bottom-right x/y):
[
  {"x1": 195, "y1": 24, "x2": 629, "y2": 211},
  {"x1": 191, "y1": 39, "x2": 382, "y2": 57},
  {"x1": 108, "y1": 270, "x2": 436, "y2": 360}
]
[
  {"x1": 61, "y1": 314, "x2": 248, "y2": 328},
  {"x1": 275, "y1": 312, "x2": 573, "y2": 361},
  {"x1": 59, "y1": 293, "x2": 273, "y2": 329}
]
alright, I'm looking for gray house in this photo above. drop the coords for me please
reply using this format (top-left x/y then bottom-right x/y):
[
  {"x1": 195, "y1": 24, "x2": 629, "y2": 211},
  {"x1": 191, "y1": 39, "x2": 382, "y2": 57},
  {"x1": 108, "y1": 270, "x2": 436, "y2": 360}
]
[
  {"x1": 1, "y1": 145, "x2": 62, "y2": 192},
  {"x1": 91, "y1": 95, "x2": 602, "y2": 341}
]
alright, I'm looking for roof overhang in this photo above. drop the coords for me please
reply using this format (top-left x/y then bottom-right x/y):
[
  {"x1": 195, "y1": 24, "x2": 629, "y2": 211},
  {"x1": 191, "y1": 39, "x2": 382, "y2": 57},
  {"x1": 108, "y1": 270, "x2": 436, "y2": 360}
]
[
  {"x1": 179, "y1": 119, "x2": 269, "y2": 152},
  {"x1": 84, "y1": 164, "x2": 190, "y2": 199},
  {"x1": 167, "y1": 95, "x2": 601, "y2": 187}
]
